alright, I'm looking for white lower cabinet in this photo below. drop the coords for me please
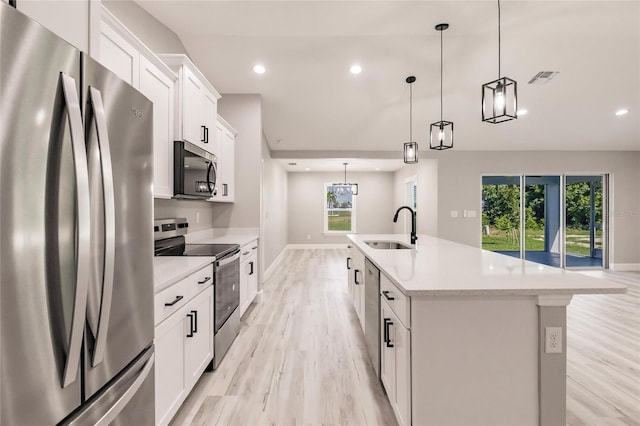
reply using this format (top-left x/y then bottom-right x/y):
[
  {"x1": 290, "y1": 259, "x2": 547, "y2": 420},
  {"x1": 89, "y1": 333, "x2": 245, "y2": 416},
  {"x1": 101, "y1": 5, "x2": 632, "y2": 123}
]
[
  {"x1": 239, "y1": 240, "x2": 259, "y2": 317},
  {"x1": 349, "y1": 247, "x2": 366, "y2": 331},
  {"x1": 154, "y1": 265, "x2": 214, "y2": 426},
  {"x1": 381, "y1": 290, "x2": 411, "y2": 426}
]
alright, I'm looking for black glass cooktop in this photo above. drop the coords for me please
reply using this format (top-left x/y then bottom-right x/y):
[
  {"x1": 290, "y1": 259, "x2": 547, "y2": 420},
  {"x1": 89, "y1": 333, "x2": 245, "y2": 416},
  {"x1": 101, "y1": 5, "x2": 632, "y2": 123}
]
[{"x1": 155, "y1": 236, "x2": 238, "y2": 259}]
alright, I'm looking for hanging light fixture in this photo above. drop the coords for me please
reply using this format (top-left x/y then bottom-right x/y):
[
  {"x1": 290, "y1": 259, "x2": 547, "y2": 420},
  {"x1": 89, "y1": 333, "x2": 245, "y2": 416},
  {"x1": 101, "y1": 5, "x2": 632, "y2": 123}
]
[
  {"x1": 482, "y1": 0, "x2": 517, "y2": 123},
  {"x1": 430, "y1": 23, "x2": 453, "y2": 150},
  {"x1": 404, "y1": 76, "x2": 418, "y2": 163},
  {"x1": 332, "y1": 162, "x2": 358, "y2": 195}
]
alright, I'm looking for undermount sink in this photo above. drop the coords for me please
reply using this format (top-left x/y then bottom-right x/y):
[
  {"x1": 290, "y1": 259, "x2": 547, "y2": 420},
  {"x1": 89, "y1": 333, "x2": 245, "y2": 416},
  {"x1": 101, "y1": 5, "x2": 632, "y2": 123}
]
[{"x1": 364, "y1": 240, "x2": 413, "y2": 250}]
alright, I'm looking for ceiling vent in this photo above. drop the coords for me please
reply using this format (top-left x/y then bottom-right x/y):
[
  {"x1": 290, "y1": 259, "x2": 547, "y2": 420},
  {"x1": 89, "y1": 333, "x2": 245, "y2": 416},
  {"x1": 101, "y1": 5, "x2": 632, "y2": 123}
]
[
  {"x1": 528, "y1": 71, "x2": 560, "y2": 85},
  {"x1": 288, "y1": 162, "x2": 297, "y2": 166}
]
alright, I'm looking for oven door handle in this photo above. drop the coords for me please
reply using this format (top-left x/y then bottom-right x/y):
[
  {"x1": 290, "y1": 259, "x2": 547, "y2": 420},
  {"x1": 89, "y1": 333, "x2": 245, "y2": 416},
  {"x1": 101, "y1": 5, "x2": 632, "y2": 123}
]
[{"x1": 216, "y1": 250, "x2": 240, "y2": 267}]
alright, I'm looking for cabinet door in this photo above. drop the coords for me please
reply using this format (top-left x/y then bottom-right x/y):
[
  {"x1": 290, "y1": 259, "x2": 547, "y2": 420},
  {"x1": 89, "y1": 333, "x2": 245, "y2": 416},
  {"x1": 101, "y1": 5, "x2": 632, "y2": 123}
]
[
  {"x1": 182, "y1": 67, "x2": 204, "y2": 146},
  {"x1": 139, "y1": 56, "x2": 174, "y2": 199},
  {"x1": 155, "y1": 308, "x2": 187, "y2": 426},
  {"x1": 346, "y1": 248, "x2": 355, "y2": 299},
  {"x1": 201, "y1": 90, "x2": 218, "y2": 156},
  {"x1": 380, "y1": 300, "x2": 396, "y2": 404},
  {"x1": 395, "y1": 319, "x2": 411, "y2": 426},
  {"x1": 247, "y1": 251, "x2": 258, "y2": 304},
  {"x1": 239, "y1": 259, "x2": 249, "y2": 317},
  {"x1": 99, "y1": 23, "x2": 139, "y2": 87},
  {"x1": 185, "y1": 287, "x2": 214, "y2": 387},
  {"x1": 219, "y1": 129, "x2": 235, "y2": 201}
]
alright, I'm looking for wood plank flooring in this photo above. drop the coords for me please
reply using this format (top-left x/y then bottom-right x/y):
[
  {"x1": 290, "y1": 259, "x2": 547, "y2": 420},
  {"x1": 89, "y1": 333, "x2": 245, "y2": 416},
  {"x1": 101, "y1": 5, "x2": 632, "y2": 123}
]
[
  {"x1": 170, "y1": 249, "x2": 640, "y2": 426},
  {"x1": 170, "y1": 249, "x2": 396, "y2": 426}
]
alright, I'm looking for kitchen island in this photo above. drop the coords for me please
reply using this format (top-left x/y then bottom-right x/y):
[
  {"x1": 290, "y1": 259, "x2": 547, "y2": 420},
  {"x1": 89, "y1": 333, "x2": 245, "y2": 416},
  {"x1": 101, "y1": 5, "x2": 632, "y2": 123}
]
[{"x1": 347, "y1": 233, "x2": 626, "y2": 426}]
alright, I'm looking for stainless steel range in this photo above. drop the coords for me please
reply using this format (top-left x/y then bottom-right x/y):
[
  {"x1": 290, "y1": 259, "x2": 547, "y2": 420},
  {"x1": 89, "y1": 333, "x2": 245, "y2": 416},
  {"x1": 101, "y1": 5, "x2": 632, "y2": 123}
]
[{"x1": 154, "y1": 218, "x2": 240, "y2": 369}]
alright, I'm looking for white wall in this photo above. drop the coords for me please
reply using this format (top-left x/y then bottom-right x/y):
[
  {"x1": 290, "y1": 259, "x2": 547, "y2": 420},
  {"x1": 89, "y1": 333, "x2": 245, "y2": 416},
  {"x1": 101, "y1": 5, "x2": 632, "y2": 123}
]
[
  {"x1": 261, "y1": 137, "x2": 288, "y2": 270},
  {"x1": 102, "y1": 0, "x2": 188, "y2": 54},
  {"x1": 433, "y1": 151, "x2": 640, "y2": 265},
  {"x1": 393, "y1": 160, "x2": 438, "y2": 238},
  {"x1": 214, "y1": 95, "x2": 263, "y2": 228},
  {"x1": 288, "y1": 171, "x2": 395, "y2": 244}
]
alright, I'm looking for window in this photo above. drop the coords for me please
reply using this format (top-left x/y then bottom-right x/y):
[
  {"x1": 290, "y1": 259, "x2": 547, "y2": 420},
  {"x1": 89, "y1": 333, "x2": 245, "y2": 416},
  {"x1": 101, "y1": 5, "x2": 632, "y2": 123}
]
[{"x1": 324, "y1": 183, "x2": 356, "y2": 233}]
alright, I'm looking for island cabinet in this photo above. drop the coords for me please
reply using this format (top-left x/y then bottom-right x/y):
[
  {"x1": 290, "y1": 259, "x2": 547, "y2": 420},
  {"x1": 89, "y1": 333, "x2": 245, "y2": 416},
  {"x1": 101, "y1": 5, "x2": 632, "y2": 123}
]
[
  {"x1": 347, "y1": 233, "x2": 626, "y2": 426},
  {"x1": 380, "y1": 277, "x2": 411, "y2": 426},
  {"x1": 99, "y1": 7, "x2": 177, "y2": 199},
  {"x1": 348, "y1": 246, "x2": 366, "y2": 331},
  {"x1": 154, "y1": 264, "x2": 214, "y2": 426},
  {"x1": 158, "y1": 54, "x2": 221, "y2": 157}
]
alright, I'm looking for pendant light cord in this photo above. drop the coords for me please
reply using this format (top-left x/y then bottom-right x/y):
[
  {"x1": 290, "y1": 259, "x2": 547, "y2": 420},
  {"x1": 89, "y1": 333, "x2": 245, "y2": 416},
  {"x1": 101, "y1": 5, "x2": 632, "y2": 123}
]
[
  {"x1": 498, "y1": 0, "x2": 501, "y2": 78},
  {"x1": 440, "y1": 27, "x2": 443, "y2": 123},
  {"x1": 409, "y1": 82, "x2": 413, "y2": 142}
]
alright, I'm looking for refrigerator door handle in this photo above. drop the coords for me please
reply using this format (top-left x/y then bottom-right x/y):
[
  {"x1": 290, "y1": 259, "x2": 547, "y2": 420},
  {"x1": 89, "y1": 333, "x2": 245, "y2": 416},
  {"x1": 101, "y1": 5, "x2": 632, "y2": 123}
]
[
  {"x1": 87, "y1": 87, "x2": 116, "y2": 367},
  {"x1": 60, "y1": 72, "x2": 91, "y2": 388}
]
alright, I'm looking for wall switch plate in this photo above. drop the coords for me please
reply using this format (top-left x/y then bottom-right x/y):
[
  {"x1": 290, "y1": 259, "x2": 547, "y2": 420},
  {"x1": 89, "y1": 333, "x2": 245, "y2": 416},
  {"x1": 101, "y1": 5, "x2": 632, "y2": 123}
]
[
  {"x1": 451, "y1": 210, "x2": 458, "y2": 218},
  {"x1": 545, "y1": 327, "x2": 563, "y2": 354},
  {"x1": 467, "y1": 210, "x2": 477, "y2": 218}
]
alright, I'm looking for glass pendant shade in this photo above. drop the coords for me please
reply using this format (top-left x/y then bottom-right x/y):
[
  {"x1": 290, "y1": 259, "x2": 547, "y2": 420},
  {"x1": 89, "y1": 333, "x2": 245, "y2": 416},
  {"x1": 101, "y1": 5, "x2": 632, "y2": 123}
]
[
  {"x1": 404, "y1": 141, "x2": 418, "y2": 164},
  {"x1": 482, "y1": 76, "x2": 517, "y2": 123},
  {"x1": 429, "y1": 120, "x2": 453, "y2": 150}
]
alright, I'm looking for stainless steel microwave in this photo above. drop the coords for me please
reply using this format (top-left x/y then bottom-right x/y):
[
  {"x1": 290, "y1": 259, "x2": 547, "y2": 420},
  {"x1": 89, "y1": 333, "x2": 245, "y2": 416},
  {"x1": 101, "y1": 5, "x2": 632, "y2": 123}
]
[{"x1": 174, "y1": 141, "x2": 217, "y2": 199}]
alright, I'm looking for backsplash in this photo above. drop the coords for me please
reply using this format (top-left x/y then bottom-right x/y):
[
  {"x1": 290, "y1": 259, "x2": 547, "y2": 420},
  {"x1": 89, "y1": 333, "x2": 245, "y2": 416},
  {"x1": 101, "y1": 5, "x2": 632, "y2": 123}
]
[{"x1": 154, "y1": 198, "x2": 216, "y2": 232}]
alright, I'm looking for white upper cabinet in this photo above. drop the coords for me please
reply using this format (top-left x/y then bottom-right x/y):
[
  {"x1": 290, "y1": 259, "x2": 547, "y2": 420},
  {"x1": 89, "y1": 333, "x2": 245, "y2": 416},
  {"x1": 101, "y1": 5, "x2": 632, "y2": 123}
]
[
  {"x1": 158, "y1": 54, "x2": 221, "y2": 156},
  {"x1": 209, "y1": 115, "x2": 236, "y2": 203},
  {"x1": 99, "y1": 7, "x2": 177, "y2": 199}
]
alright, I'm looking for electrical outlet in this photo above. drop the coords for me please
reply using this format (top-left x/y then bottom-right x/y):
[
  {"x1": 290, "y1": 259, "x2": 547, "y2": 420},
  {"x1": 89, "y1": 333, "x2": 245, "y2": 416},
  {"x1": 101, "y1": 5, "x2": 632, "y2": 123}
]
[{"x1": 545, "y1": 327, "x2": 563, "y2": 354}]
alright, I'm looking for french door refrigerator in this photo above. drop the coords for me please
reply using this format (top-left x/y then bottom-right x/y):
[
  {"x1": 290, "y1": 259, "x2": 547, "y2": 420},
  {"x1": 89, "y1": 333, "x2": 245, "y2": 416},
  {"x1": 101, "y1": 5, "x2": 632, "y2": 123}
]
[{"x1": 1, "y1": 3, "x2": 155, "y2": 425}]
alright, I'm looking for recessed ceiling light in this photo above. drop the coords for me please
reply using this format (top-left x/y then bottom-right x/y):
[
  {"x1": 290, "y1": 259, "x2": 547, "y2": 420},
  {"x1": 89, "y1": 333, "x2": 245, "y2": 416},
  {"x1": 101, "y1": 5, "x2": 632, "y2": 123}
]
[
  {"x1": 615, "y1": 108, "x2": 629, "y2": 116},
  {"x1": 375, "y1": 168, "x2": 380, "y2": 171},
  {"x1": 517, "y1": 109, "x2": 528, "y2": 116},
  {"x1": 253, "y1": 64, "x2": 266, "y2": 74},
  {"x1": 304, "y1": 167, "x2": 311, "y2": 171},
  {"x1": 350, "y1": 64, "x2": 362, "y2": 75}
]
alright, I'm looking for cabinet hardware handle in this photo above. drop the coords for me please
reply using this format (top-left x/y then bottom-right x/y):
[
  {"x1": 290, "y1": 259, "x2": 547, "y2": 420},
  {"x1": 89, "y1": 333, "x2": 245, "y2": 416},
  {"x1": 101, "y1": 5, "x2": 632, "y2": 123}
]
[
  {"x1": 164, "y1": 295, "x2": 184, "y2": 306},
  {"x1": 201, "y1": 125, "x2": 206, "y2": 143},
  {"x1": 252, "y1": 246, "x2": 257, "y2": 250},
  {"x1": 354, "y1": 269, "x2": 360, "y2": 285},
  {"x1": 243, "y1": 251, "x2": 250, "y2": 255},
  {"x1": 186, "y1": 313, "x2": 194, "y2": 337},
  {"x1": 191, "y1": 310, "x2": 198, "y2": 333},
  {"x1": 384, "y1": 318, "x2": 394, "y2": 348},
  {"x1": 198, "y1": 277, "x2": 211, "y2": 285},
  {"x1": 382, "y1": 291, "x2": 395, "y2": 301},
  {"x1": 205, "y1": 126, "x2": 209, "y2": 143},
  {"x1": 347, "y1": 257, "x2": 352, "y2": 270},
  {"x1": 249, "y1": 261, "x2": 254, "y2": 275}
]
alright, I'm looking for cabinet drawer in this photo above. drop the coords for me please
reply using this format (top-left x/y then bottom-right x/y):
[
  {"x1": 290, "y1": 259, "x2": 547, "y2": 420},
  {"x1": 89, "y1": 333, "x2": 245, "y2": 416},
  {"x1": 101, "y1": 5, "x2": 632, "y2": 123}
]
[
  {"x1": 155, "y1": 279, "x2": 190, "y2": 326},
  {"x1": 380, "y1": 273, "x2": 410, "y2": 328},
  {"x1": 186, "y1": 264, "x2": 214, "y2": 299},
  {"x1": 240, "y1": 240, "x2": 258, "y2": 263}
]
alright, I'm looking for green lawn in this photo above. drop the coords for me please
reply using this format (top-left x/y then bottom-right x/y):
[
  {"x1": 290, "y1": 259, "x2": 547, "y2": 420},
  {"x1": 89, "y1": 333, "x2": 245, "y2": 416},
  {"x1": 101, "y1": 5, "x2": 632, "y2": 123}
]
[
  {"x1": 483, "y1": 227, "x2": 601, "y2": 256},
  {"x1": 328, "y1": 210, "x2": 352, "y2": 231}
]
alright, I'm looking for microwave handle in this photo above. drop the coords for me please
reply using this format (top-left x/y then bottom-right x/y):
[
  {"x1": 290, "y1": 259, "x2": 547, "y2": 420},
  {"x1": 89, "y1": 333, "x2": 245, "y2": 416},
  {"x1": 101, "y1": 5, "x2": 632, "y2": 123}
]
[{"x1": 207, "y1": 162, "x2": 217, "y2": 195}]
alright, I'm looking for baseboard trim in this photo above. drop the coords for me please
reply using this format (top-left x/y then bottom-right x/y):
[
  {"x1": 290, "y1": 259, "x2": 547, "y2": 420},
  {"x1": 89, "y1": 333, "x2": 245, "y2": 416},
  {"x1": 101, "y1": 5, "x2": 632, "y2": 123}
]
[
  {"x1": 263, "y1": 247, "x2": 289, "y2": 282},
  {"x1": 286, "y1": 244, "x2": 349, "y2": 249},
  {"x1": 610, "y1": 263, "x2": 640, "y2": 271}
]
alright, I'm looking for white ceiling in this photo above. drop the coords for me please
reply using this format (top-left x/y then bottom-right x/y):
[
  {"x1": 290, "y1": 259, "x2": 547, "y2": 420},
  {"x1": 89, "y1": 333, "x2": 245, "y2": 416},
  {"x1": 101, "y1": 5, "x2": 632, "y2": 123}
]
[{"x1": 136, "y1": 0, "x2": 640, "y2": 154}]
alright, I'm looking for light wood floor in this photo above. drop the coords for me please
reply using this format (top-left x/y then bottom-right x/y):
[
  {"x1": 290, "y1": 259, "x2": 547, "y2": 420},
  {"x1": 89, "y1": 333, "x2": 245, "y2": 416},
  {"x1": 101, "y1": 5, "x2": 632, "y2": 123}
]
[{"x1": 171, "y1": 249, "x2": 640, "y2": 426}]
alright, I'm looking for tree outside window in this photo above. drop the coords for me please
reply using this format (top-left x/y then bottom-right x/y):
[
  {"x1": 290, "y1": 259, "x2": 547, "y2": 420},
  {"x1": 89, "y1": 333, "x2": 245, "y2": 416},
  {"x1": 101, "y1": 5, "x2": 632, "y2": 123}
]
[{"x1": 324, "y1": 183, "x2": 356, "y2": 233}]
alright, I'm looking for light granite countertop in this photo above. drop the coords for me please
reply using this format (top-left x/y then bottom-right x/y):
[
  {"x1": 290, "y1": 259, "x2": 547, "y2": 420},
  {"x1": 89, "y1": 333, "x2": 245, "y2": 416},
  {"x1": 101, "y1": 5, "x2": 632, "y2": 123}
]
[
  {"x1": 347, "y1": 234, "x2": 627, "y2": 297},
  {"x1": 185, "y1": 227, "x2": 259, "y2": 247}
]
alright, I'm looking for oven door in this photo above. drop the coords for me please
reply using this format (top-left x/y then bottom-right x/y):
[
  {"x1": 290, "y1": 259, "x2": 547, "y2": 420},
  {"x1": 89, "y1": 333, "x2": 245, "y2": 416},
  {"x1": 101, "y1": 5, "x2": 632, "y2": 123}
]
[
  {"x1": 174, "y1": 141, "x2": 217, "y2": 199},
  {"x1": 214, "y1": 250, "x2": 240, "y2": 333}
]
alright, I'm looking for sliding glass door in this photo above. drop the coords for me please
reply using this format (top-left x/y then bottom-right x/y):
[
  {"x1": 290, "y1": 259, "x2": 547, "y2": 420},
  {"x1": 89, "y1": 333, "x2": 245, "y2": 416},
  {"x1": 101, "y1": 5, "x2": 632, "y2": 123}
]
[{"x1": 482, "y1": 174, "x2": 608, "y2": 269}]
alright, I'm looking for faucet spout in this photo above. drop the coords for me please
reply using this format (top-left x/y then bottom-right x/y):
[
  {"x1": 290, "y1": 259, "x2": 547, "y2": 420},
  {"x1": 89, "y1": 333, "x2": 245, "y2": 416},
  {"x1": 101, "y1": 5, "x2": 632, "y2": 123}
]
[{"x1": 393, "y1": 206, "x2": 417, "y2": 245}]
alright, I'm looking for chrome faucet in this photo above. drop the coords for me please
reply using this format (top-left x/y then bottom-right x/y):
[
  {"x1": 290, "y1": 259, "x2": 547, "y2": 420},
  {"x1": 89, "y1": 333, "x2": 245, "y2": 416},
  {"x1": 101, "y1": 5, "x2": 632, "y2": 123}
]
[{"x1": 393, "y1": 206, "x2": 417, "y2": 245}]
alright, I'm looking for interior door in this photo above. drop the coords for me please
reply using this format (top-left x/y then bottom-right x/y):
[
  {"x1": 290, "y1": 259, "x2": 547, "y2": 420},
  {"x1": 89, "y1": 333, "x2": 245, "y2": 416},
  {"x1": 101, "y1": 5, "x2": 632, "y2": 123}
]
[
  {"x1": 0, "y1": 4, "x2": 84, "y2": 424},
  {"x1": 82, "y1": 55, "x2": 155, "y2": 399}
]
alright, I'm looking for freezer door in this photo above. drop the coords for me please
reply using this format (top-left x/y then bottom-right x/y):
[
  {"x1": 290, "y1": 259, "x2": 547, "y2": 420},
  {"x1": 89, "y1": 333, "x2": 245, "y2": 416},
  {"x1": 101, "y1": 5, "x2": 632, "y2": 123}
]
[
  {"x1": 0, "y1": 3, "x2": 86, "y2": 424},
  {"x1": 82, "y1": 55, "x2": 155, "y2": 399}
]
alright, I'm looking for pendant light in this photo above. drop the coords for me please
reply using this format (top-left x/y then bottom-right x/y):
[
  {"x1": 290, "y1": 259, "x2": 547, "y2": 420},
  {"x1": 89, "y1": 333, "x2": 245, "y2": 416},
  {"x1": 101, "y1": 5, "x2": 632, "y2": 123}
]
[
  {"x1": 333, "y1": 163, "x2": 358, "y2": 195},
  {"x1": 482, "y1": 0, "x2": 517, "y2": 123},
  {"x1": 404, "y1": 76, "x2": 418, "y2": 163},
  {"x1": 430, "y1": 23, "x2": 453, "y2": 150}
]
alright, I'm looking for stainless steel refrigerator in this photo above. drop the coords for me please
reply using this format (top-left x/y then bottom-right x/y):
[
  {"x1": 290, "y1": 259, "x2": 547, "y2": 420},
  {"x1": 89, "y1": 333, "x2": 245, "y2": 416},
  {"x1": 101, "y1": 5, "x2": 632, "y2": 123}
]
[{"x1": 1, "y1": 3, "x2": 155, "y2": 425}]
